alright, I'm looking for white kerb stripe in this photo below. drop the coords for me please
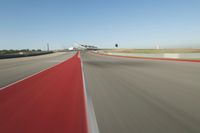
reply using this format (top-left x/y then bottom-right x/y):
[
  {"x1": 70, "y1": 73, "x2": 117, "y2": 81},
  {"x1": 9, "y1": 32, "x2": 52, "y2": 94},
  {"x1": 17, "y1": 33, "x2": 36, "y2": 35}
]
[{"x1": 80, "y1": 52, "x2": 99, "y2": 133}]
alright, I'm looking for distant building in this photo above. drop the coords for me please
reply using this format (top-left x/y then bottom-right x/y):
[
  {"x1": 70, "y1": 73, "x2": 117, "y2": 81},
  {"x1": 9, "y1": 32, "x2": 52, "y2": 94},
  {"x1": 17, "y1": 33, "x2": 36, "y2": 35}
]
[
  {"x1": 156, "y1": 45, "x2": 160, "y2": 50},
  {"x1": 68, "y1": 43, "x2": 98, "y2": 51},
  {"x1": 19, "y1": 52, "x2": 24, "y2": 55},
  {"x1": 68, "y1": 47, "x2": 74, "y2": 51}
]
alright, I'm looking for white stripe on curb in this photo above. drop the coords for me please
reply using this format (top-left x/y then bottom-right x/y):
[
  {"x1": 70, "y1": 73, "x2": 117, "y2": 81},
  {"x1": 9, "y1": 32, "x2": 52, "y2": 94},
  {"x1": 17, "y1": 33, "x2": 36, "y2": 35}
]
[{"x1": 80, "y1": 52, "x2": 100, "y2": 133}]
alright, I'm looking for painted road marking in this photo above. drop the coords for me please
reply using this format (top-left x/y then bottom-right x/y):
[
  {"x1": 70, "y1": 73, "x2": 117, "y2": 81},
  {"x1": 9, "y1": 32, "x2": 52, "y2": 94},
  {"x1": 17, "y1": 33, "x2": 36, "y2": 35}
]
[
  {"x1": 80, "y1": 52, "x2": 100, "y2": 133},
  {"x1": 0, "y1": 53, "x2": 88, "y2": 133}
]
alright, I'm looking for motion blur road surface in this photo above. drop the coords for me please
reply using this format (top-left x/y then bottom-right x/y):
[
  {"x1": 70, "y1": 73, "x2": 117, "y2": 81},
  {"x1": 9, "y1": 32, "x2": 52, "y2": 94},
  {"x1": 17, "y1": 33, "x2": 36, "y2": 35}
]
[
  {"x1": 0, "y1": 53, "x2": 88, "y2": 133},
  {"x1": 1, "y1": 51, "x2": 200, "y2": 133},
  {"x1": 82, "y1": 52, "x2": 200, "y2": 133},
  {"x1": 0, "y1": 52, "x2": 75, "y2": 88}
]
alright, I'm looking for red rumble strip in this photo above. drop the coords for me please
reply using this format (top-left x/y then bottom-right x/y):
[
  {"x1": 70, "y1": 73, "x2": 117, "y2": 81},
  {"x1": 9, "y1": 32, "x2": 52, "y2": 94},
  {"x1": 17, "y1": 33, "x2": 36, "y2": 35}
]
[
  {"x1": 0, "y1": 53, "x2": 88, "y2": 133},
  {"x1": 94, "y1": 53, "x2": 200, "y2": 63}
]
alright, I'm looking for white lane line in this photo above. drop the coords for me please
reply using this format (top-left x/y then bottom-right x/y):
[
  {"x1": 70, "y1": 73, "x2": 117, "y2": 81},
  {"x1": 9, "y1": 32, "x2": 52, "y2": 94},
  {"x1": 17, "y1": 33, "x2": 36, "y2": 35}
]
[
  {"x1": 0, "y1": 53, "x2": 76, "y2": 91},
  {"x1": 80, "y1": 52, "x2": 99, "y2": 133}
]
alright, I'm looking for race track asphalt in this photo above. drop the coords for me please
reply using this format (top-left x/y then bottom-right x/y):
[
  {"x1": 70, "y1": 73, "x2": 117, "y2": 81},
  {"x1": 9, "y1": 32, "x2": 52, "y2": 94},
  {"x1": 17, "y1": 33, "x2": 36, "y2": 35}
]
[
  {"x1": 0, "y1": 52, "x2": 75, "y2": 88},
  {"x1": 0, "y1": 52, "x2": 88, "y2": 133},
  {"x1": 1, "y1": 51, "x2": 200, "y2": 133},
  {"x1": 81, "y1": 52, "x2": 200, "y2": 133}
]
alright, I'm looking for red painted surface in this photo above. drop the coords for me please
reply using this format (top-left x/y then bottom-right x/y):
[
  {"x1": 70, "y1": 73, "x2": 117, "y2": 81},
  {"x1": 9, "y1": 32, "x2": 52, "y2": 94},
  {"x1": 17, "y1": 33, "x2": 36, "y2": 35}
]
[
  {"x1": 0, "y1": 53, "x2": 88, "y2": 133},
  {"x1": 93, "y1": 52, "x2": 200, "y2": 63}
]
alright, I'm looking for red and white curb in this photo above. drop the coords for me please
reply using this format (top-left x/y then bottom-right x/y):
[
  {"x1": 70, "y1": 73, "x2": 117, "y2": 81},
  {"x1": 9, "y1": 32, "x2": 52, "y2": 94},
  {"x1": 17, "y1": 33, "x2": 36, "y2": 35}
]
[
  {"x1": 0, "y1": 52, "x2": 98, "y2": 133},
  {"x1": 91, "y1": 52, "x2": 200, "y2": 63}
]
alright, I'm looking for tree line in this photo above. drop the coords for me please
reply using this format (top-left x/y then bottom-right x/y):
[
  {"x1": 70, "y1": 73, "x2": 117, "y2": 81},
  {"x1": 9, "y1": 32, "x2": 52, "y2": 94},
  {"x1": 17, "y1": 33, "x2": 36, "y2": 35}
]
[{"x1": 0, "y1": 49, "x2": 42, "y2": 55}]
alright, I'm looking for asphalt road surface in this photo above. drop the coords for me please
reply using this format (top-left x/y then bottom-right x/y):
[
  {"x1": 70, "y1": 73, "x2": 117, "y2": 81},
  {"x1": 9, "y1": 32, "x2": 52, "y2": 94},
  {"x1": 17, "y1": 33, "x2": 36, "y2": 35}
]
[
  {"x1": 0, "y1": 53, "x2": 87, "y2": 133},
  {"x1": 0, "y1": 52, "x2": 75, "y2": 88},
  {"x1": 81, "y1": 52, "x2": 200, "y2": 133}
]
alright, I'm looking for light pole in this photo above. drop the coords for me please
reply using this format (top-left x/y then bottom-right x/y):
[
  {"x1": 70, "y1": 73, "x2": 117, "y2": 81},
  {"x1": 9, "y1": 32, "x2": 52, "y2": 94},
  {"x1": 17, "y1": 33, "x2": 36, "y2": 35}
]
[{"x1": 47, "y1": 43, "x2": 49, "y2": 51}]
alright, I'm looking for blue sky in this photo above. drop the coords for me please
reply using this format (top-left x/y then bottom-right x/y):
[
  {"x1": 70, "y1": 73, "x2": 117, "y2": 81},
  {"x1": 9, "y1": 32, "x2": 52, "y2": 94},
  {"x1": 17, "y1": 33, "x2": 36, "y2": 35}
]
[{"x1": 0, "y1": 0, "x2": 200, "y2": 49}]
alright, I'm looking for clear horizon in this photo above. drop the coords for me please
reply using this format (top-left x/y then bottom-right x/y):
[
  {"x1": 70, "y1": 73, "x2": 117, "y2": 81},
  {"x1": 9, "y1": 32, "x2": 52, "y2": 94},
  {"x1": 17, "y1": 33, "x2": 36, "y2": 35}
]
[{"x1": 0, "y1": 0, "x2": 200, "y2": 50}]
